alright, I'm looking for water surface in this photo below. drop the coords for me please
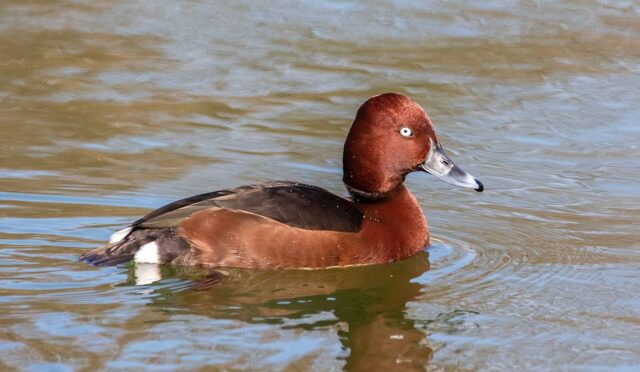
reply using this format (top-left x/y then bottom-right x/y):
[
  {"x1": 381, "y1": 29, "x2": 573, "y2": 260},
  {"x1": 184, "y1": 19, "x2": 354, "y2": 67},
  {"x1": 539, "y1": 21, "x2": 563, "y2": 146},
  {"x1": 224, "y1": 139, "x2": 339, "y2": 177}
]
[{"x1": 1, "y1": 1, "x2": 639, "y2": 370}]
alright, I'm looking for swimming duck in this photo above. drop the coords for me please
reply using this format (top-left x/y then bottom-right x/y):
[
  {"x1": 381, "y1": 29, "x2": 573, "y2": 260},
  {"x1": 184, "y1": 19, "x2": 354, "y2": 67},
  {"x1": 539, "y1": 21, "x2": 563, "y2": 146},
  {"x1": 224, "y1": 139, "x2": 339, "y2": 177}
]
[{"x1": 80, "y1": 93, "x2": 483, "y2": 269}]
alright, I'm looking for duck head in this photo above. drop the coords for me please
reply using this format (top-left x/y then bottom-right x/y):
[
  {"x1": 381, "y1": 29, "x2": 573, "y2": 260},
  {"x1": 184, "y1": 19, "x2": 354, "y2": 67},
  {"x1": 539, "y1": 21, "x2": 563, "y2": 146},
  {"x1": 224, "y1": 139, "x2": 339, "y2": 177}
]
[{"x1": 343, "y1": 93, "x2": 483, "y2": 200}]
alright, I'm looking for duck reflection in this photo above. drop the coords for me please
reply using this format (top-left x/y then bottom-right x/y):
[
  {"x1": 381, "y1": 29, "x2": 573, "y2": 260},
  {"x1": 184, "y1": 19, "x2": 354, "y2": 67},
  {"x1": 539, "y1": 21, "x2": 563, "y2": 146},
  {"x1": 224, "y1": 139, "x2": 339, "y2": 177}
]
[{"x1": 137, "y1": 252, "x2": 432, "y2": 370}]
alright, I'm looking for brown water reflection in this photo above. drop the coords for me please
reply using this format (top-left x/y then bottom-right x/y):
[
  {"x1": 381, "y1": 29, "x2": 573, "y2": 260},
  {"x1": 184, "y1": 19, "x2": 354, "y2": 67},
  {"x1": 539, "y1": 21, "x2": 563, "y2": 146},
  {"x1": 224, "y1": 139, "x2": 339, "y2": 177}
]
[
  {"x1": 1, "y1": 0, "x2": 639, "y2": 370},
  {"x1": 143, "y1": 253, "x2": 433, "y2": 370}
]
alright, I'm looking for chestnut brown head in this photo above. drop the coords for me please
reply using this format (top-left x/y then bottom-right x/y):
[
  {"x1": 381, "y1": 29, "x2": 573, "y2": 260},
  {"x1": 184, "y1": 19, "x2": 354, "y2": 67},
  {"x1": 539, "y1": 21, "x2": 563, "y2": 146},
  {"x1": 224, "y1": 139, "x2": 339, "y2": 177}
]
[{"x1": 342, "y1": 93, "x2": 482, "y2": 200}]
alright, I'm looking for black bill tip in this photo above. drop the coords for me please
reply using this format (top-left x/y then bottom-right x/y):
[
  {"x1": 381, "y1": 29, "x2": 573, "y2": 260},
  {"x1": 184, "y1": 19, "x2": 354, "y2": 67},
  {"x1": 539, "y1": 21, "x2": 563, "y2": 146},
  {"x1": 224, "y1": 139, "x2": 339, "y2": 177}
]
[{"x1": 475, "y1": 179, "x2": 484, "y2": 192}]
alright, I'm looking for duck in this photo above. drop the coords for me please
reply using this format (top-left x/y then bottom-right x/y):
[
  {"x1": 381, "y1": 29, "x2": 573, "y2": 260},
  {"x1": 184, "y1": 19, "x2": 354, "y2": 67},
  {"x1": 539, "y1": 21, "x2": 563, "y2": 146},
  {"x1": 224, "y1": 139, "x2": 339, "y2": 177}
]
[{"x1": 80, "y1": 93, "x2": 483, "y2": 269}]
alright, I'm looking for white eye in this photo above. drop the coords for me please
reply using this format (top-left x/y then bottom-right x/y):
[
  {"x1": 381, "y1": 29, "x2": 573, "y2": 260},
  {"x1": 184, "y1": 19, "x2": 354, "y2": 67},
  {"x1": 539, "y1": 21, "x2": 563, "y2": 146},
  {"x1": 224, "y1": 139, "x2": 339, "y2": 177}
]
[{"x1": 399, "y1": 127, "x2": 413, "y2": 137}]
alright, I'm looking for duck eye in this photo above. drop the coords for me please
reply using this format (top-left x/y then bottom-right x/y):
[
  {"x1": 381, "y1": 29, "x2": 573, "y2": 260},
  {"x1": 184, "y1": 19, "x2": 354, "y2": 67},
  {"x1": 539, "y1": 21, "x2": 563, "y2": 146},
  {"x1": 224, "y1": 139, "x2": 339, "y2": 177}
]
[{"x1": 399, "y1": 127, "x2": 413, "y2": 137}]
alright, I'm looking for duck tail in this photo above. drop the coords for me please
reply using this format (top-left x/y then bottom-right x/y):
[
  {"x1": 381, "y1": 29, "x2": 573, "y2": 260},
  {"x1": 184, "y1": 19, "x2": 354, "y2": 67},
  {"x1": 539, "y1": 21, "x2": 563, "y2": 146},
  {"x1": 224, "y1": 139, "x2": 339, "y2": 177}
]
[
  {"x1": 80, "y1": 239, "x2": 138, "y2": 267},
  {"x1": 79, "y1": 227, "x2": 192, "y2": 267}
]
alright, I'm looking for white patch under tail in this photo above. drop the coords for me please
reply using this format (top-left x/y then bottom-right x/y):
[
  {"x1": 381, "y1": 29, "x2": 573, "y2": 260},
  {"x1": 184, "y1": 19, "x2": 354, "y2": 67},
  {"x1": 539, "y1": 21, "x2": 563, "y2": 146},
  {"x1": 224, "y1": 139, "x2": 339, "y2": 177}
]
[
  {"x1": 109, "y1": 227, "x2": 132, "y2": 243},
  {"x1": 135, "y1": 263, "x2": 161, "y2": 285},
  {"x1": 134, "y1": 241, "x2": 160, "y2": 264}
]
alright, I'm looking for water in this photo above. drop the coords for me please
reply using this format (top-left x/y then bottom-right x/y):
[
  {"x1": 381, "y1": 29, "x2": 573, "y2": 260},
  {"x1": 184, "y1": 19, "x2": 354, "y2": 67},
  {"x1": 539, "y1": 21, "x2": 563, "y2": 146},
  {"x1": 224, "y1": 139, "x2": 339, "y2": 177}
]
[{"x1": 1, "y1": 0, "x2": 639, "y2": 370}]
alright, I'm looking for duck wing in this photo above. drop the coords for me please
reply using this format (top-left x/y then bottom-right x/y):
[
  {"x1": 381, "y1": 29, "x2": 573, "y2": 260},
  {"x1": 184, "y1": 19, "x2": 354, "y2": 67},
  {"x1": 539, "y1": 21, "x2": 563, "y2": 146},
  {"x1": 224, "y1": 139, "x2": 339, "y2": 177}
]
[
  {"x1": 80, "y1": 181, "x2": 363, "y2": 267},
  {"x1": 133, "y1": 181, "x2": 363, "y2": 232}
]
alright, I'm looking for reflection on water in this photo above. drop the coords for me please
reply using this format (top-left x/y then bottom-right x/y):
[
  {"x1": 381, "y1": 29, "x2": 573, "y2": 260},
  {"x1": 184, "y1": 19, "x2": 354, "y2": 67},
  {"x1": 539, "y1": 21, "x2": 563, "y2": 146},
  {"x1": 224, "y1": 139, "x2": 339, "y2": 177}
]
[
  {"x1": 147, "y1": 253, "x2": 433, "y2": 370},
  {"x1": 1, "y1": 0, "x2": 640, "y2": 370}
]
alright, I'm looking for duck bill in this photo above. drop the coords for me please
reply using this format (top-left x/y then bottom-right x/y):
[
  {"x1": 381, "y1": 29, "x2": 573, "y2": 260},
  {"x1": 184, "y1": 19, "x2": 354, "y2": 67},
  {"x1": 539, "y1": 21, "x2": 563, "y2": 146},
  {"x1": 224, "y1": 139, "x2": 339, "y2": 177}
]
[{"x1": 420, "y1": 141, "x2": 484, "y2": 192}]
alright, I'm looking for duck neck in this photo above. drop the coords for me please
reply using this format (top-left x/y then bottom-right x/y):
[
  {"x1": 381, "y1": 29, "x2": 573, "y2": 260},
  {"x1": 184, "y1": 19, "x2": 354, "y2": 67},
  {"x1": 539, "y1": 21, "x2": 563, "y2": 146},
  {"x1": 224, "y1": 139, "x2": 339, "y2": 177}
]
[
  {"x1": 342, "y1": 148, "x2": 406, "y2": 202},
  {"x1": 344, "y1": 181, "x2": 404, "y2": 203},
  {"x1": 353, "y1": 185, "x2": 422, "y2": 220},
  {"x1": 354, "y1": 185, "x2": 429, "y2": 259}
]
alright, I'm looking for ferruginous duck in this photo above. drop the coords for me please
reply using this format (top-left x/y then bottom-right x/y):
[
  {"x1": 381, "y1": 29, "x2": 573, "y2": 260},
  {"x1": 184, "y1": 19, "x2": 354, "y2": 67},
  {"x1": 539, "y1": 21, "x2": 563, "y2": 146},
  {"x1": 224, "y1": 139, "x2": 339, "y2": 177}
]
[{"x1": 80, "y1": 93, "x2": 483, "y2": 269}]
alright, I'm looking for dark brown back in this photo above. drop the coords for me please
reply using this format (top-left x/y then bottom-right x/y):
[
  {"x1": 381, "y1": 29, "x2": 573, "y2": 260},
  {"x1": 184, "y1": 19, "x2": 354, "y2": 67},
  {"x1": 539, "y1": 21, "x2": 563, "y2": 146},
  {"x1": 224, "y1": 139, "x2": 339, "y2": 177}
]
[{"x1": 133, "y1": 181, "x2": 363, "y2": 233}]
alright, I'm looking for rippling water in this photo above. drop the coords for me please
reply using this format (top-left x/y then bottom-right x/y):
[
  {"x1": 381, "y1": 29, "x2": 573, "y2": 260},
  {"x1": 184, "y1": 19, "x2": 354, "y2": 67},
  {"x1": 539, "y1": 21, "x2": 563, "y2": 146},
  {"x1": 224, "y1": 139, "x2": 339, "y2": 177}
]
[{"x1": 1, "y1": 1, "x2": 639, "y2": 370}]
